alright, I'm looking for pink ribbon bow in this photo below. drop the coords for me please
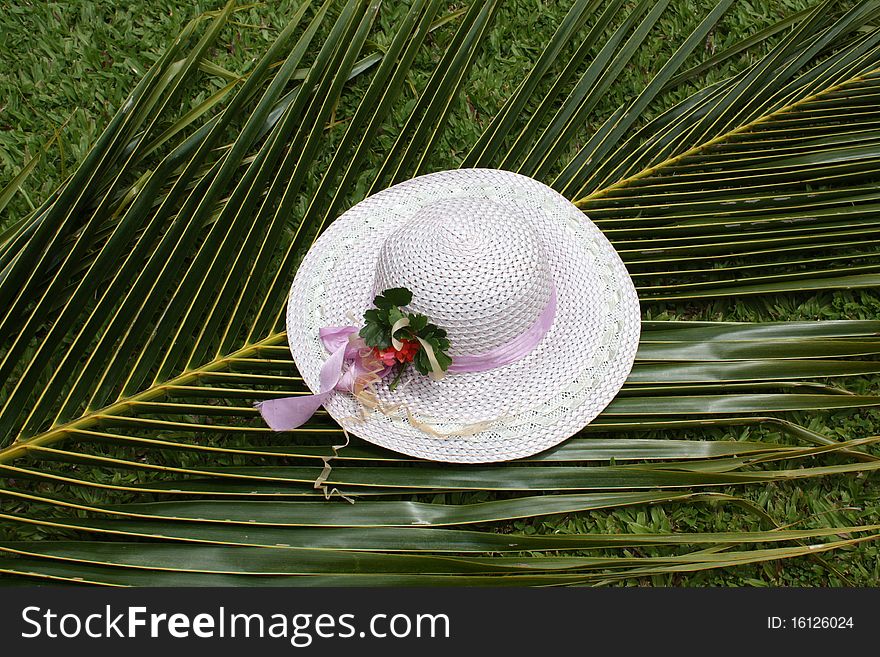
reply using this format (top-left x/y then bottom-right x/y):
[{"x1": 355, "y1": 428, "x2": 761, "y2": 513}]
[{"x1": 256, "y1": 326, "x2": 389, "y2": 431}]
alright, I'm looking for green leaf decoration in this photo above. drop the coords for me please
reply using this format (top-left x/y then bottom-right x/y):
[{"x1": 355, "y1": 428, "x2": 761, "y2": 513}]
[
  {"x1": 387, "y1": 306, "x2": 406, "y2": 329},
  {"x1": 358, "y1": 321, "x2": 390, "y2": 350},
  {"x1": 374, "y1": 287, "x2": 413, "y2": 309},
  {"x1": 2, "y1": 0, "x2": 880, "y2": 587},
  {"x1": 408, "y1": 313, "x2": 429, "y2": 332},
  {"x1": 412, "y1": 333, "x2": 452, "y2": 375},
  {"x1": 359, "y1": 307, "x2": 391, "y2": 348},
  {"x1": 413, "y1": 349, "x2": 431, "y2": 375}
]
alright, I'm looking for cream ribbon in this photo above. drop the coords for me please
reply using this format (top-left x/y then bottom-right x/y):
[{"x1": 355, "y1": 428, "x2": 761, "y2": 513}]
[
  {"x1": 390, "y1": 316, "x2": 410, "y2": 350},
  {"x1": 415, "y1": 336, "x2": 445, "y2": 381},
  {"x1": 391, "y1": 316, "x2": 445, "y2": 381}
]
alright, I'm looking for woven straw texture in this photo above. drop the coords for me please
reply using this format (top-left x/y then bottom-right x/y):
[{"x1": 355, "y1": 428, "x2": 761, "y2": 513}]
[{"x1": 286, "y1": 169, "x2": 641, "y2": 463}]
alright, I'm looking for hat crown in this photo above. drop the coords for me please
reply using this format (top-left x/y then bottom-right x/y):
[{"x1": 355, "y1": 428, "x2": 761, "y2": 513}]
[{"x1": 373, "y1": 198, "x2": 553, "y2": 355}]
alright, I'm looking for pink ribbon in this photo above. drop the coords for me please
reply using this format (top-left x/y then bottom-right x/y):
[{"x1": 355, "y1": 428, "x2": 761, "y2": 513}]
[
  {"x1": 257, "y1": 288, "x2": 556, "y2": 431},
  {"x1": 447, "y1": 287, "x2": 556, "y2": 373},
  {"x1": 256, "y1": 327, "x2": 389, "y2": 431}
]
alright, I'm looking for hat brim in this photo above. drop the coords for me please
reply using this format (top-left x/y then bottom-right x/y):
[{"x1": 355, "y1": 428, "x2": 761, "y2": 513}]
[{"x1": 286, "y1": 169, "x2": 641, "y2": 463}]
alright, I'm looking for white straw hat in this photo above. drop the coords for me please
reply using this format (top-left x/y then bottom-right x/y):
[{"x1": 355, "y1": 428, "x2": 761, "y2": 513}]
[{"x1": 269, "y1": 169, "x2": 640, "y2": 463}]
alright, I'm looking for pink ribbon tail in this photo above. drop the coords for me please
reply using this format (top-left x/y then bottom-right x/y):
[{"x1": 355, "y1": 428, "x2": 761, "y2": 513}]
[
  {"x1": 255, "y1": 333, "x2": 351, "y2": 431},
  {"x1": 256, "y1": 391, "x2": 332, "y2": 431}
]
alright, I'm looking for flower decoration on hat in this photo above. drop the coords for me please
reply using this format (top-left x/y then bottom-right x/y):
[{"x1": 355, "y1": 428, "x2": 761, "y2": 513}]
[{"x1": 359, "y1": 287, "x2": 451, "y2": 389}]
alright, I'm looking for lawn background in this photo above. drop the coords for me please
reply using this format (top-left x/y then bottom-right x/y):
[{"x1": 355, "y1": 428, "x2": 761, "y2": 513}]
[{"x1": 1, "y1": 0, "x2": 878, "y2": 586}]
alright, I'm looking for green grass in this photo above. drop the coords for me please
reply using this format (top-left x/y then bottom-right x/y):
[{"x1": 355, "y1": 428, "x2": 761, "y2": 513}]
[{"x1": 1, "y1": 0, "x2": 878, "y2": 586}]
